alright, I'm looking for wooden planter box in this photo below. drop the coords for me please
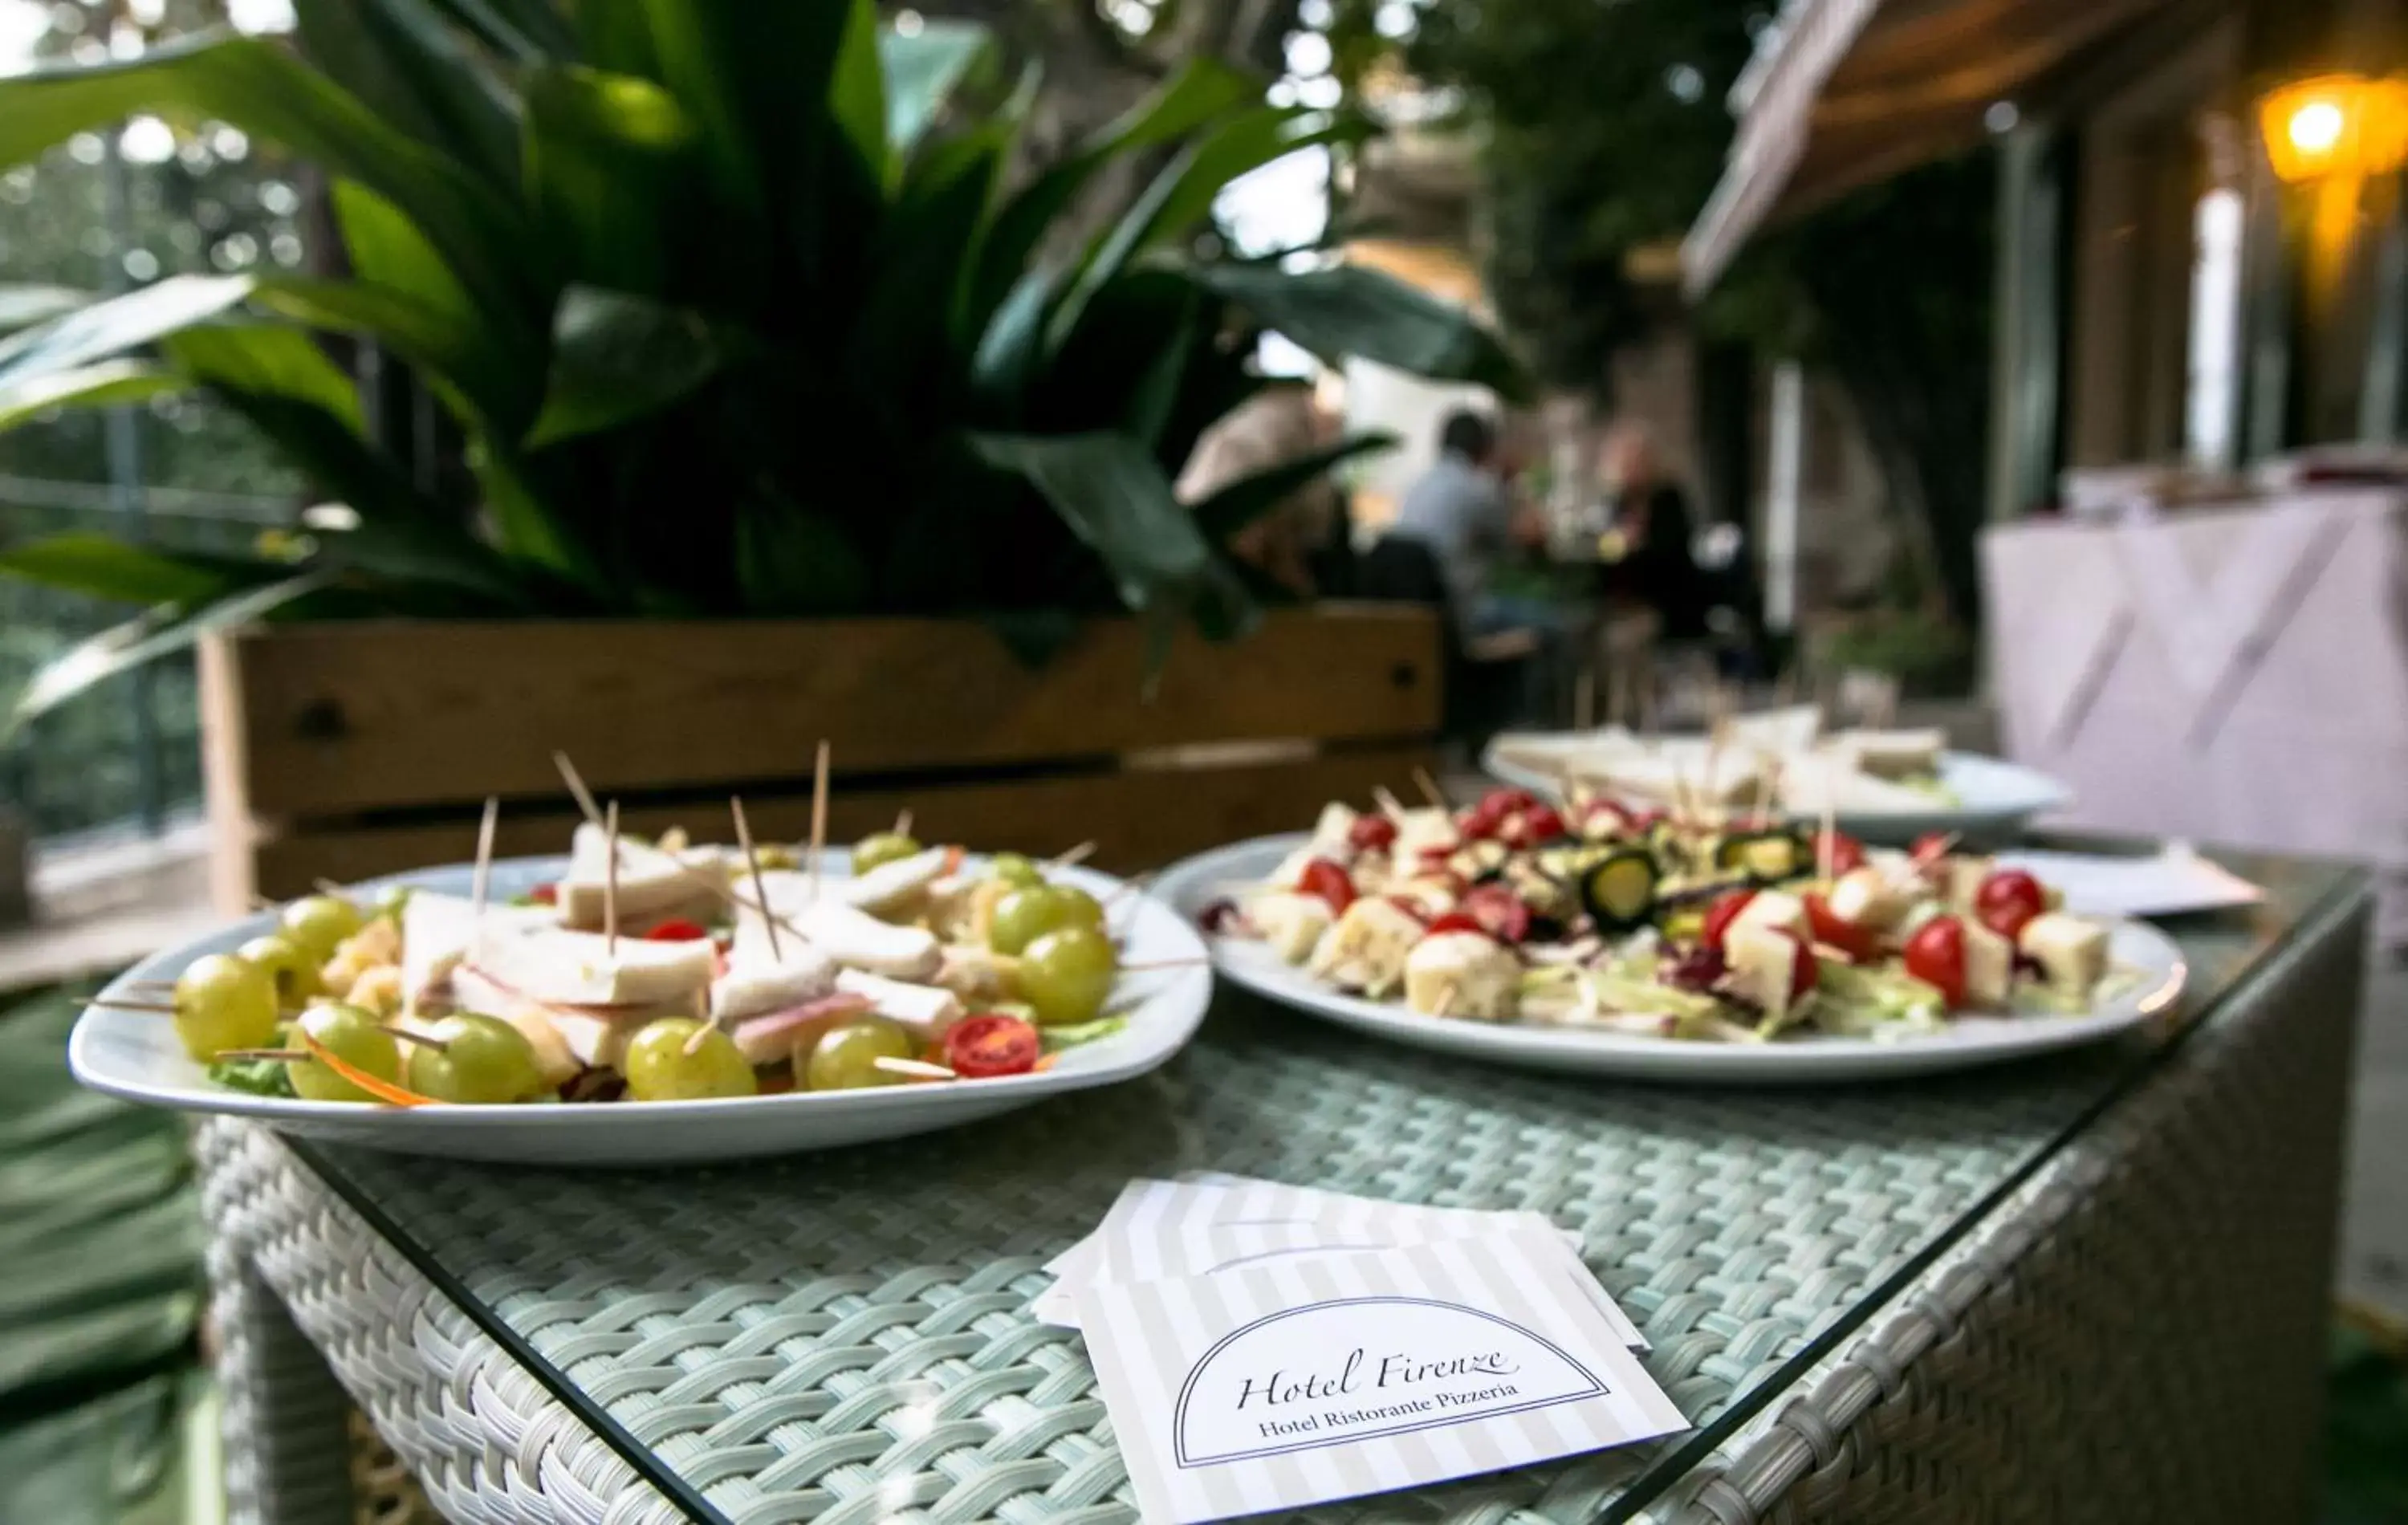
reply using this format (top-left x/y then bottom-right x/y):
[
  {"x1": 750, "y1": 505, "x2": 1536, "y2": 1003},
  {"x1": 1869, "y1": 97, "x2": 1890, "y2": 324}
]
[{"x1": 199, "y1": 606, "x2": 1442, "y2": 908}]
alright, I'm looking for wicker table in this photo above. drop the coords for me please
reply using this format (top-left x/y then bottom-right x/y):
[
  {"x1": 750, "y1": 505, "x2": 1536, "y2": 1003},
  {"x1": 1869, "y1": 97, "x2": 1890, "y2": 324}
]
[{"x1": 195, "y1": 849, "x2": 2369, "y2": 1525}]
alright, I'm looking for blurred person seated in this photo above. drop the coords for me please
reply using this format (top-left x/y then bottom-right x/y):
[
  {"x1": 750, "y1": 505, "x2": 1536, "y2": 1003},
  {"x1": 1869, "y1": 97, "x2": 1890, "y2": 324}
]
[
  {"x1": 1178, "y1": 382, "x2": 1344, "y2": 599},
  {"x1": 1387, "y1": 409, "x2": 1566, "y2": 721},
  {"x1": 1592, "y1": 421, "x2": 1710, "y2": 640}
]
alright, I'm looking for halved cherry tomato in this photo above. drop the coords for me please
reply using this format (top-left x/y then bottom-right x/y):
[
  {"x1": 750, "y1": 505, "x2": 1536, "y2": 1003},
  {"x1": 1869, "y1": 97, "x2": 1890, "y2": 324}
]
[
  {"x1": 1515, "y1": 806, "x2": 1568, "y2": 846},
  {"x1": 643, "y1": 917, "x2": 712, "y2": 941},
  {"x1": 1423, "y1": 912, "x2": 1492, "y2": 938},
  {"x1": 1812, "y1": 828, "x2": 1866, "y2": 877},
  {"x1": 1348, "y1": 814, "x2": 1399, "y2": 851},
  {"x1": 1701, "y1": 888, "x2": 1758, "y2": 954},
  {"x1": 1904, "y1": 916, "x2": 1970, "y2": 1008},
  {"x1": 1781, "y1": 933, "x2": 1820, "y2": 1001},
  {"x1": 1974, "y1": 868, "x2": 2047, "y2": 939},
  {"x1": 1299, "y1": 858, "x2": 1357, "y2": 913},
  {"x1": 529, "y1": 882, "x2": 559, "y2": 905},
  {"x1": 943, "y1": 1013, "x2": 1041, "y2": 1079},
  {"x1": 1483, "y1": 787, "x2": 1539, "y2": 816},
  {"x1": 1461, "y1": 883, "x2": 1532, "y2": 943},
  {"x1": 1804, "y1": 892, "x2": 1877, "y2": 962}
]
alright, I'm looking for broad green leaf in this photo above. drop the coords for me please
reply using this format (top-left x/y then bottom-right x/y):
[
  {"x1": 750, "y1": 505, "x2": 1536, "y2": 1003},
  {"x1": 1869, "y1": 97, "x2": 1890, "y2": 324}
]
[
  {"x1": 426, "y1": 0, "x2": 577, "y2": 64},
  {"x1": 967, "y1": 429, "x2": 1218, "y2": 613},
  {"x1": 637, "y1": 1, "x2": 852, "y2": 215},
  {"x1": 0, "y1": 360, "x2": 179, "y2": 433},
  {"x1": 293, "y1": 0, "x2": 519, "y2": 187},
  {"x1": 1183, "y1": 261, "x2": 1530, "y2": 400},
  {"x1": 967, "y1": 268, "x2": 1056, "y2": 418},
  {"x1": 970, "y1": 58, "x2": 1259, "y2": 324},
  {"x1": 524, "y1": 285, "x2": 726, "y2": 449},
  {"x1": 0, "y1": 275, "x2": 253, "y2": 388},
  {"x1": 325, "y1": 181, "x2": 542, "y2": 425},
  {"x1": 157, "y1": 324, "x2": 362, "y2": 433},
  {"x1": 5, "y1": 571, "x2": 332, "y2": 734},
  {"x1": 469, "y1": 440, "x2": 599, "y2": 592},
  {"x1": 732, "y1": 494, "x2": 870, "y2": 615},
  {"x1": 1190, "y1": 432, "x2": 1397, "y2": 543},
  {"x1": 828, "y1": 0, "x2": 887, "y2": 185},
  {"x1": 1049, "y1": 108, "x2": 1364, "y2": 352},
  {"x1": 569, "y1": 0, "x2": 657, "y2": 78},
  {"x1": 331, "y1": 181, "x2": 476, "y2": 321},
  {"x1": 0, "y1": 32, "x2": 533, "y2": 319},
  {"x1": 880, "y1": 20, "x2": 989, "y2": 164},
  {"x1": 851, "y1": 129, "x2": 1003, "y2": 415},
  {"x1": 252, "y1": 279, "x2": 497, "y2": 419},
  {"x1": 0, "y1": 285, "x2": 89, "y2": 333},
  {"x1": 1121, "y1": 290, "x2": 1198, "y2": 448},
  {"x1": 0, "y1": 534, "x2": 284, "y2": 607},
  {"x1": 521, "y1": 66, "x2": 695, "y2": 295}
]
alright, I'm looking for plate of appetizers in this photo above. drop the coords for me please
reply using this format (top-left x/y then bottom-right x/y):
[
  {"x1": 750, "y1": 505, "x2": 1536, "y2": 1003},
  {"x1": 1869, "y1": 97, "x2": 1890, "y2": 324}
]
[
  {"x1": 71, "y1": 799, "x2": 1210, "y2": 1164},
  {"x1": 1153, "y1": 785, "x2": 2183, "y2": 1084},
  {"x1": 1483, "y1": 709, "x2": 2071, "y2": 844}
]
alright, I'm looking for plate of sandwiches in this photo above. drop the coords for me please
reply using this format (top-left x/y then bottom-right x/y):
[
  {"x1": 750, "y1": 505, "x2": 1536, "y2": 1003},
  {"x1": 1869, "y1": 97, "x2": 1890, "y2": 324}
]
[
  {"x1": 1484, "y1": 706, "x2": 2071, "y2": 844},
  {"x1": 70, "y1": 798, "x2": 1211, "y2": 1165}
]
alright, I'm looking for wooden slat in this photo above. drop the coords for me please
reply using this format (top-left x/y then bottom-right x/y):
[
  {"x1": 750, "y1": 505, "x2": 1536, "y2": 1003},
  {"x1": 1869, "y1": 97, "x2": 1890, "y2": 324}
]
[
  {"x1": 234, "y1": 746, "x2": 1439, "y2": 905},
  {"x1": 205, "y1": 608, "x2": 1441, "y2": 819}
]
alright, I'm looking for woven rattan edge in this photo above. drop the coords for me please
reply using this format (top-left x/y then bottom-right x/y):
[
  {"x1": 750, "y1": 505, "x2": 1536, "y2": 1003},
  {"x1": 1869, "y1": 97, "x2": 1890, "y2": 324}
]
[
  {"x1": 197, "y1": 1117, "x2": 701, "y2": 1525},
  {"x1": 1653, "y1": 876, "x2": 2374, "y2": 1525}
]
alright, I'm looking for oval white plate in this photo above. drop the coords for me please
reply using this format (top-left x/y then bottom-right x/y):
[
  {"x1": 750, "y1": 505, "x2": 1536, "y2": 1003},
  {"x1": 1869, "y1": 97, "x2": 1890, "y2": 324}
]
[
  {"x1": 70, "y1": 853, "x2": 1210, "y2": 1165},
  {"x1": 1155, "y1": 836, "x2": 2185, "y2": 1084},
  {"x1": 1482, "y1": 733, "x2": 2072, "y2": 844}
]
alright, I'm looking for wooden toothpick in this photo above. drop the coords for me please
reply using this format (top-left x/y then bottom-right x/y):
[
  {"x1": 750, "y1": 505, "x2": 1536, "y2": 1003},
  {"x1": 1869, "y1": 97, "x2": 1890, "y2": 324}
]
[
  {"x1": 1816, "y1": 791, "x2": 1838, "y2": 883},
  {"x1": 1051, "y1": 840, "x2": 1097, "y2": 870},
  {"x1": 603, "y1": 799, "x2": 620, "y2": 957},
  {"x1": 872, "y1": 1055, "x2": 957, "y2": 1081},
  {"x1": 92, "y1": 997, "x2": 178, "y2": 1015},
  {"x1": 380, "y1": 1023, "x2": 447, "y2": 1052},
  {"x1": 730, "y1": 796, "x2": 780, "y2": 962},
  {"x1": 1412, "y1": 766, "x2": 1446, "y2": 808},
  {"x1": 470, "y1": 795, "x2": 498, "y2": 926},
  {"x1": 1372, "y1": 786, "x2": 1410, "y2": 822},
  {"x1": 553, "y1": 750, "x2": 604, "y2": 825},
  {"x1": 893, "y1": 808, "x2": 913, "y2": 840},
  {"x1": 807, "y1": 740, "x2": 831, "y2": 901}
]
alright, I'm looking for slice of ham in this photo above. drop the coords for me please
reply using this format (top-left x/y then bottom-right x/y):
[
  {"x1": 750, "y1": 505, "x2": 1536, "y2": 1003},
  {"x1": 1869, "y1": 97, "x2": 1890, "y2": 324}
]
[{"x1": 728, "y1": 991, "x2": 877, "y2": 1066}]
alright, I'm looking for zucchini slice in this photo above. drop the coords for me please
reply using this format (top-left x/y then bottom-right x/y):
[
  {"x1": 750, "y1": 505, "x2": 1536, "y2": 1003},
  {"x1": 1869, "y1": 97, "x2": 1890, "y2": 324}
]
[
  {"x1": 1578, "y1": 848, "x2": 1660, "y2": 932},
  {"x1": 1717, "y1": 829, "x2": 1808, "y2": 885}
]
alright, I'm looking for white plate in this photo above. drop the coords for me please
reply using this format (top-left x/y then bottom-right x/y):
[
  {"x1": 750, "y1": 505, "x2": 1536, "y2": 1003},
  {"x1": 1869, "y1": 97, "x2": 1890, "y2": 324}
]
[
  {"x1": 1155, "y1": 836, "x2": 2186, "y2": 1084},
  {"x1": 1482, "y1": 733, "x2": 2072, "y2": 844},
  {"x1": 69, "y1": 853, "x2": 1210, "y2": 1165}
]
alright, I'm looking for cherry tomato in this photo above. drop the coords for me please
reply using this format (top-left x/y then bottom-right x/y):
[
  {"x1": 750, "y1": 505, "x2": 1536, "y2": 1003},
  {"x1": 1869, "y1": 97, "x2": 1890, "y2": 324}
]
[
  {"x1": 1348, "y1": 814, "x2": 1399, "y2": 851},
  {"x1": 1813, "y1": 828, "x2": 1866, "y2": 877},
  {"x1": 1974, "y1": 869, "x2": 2047, "y2": 939},
  {"x1": 1518, "y1": 806, "x2": 1568, "y2": 845},
  {"x1": 643, "y1": 917, "x2": 712, "y2": 941},
  {"x1": 1903, "y1": 916, "x2": 1970, "y2": 1009},
  {"x1": 1804, "y1": 892, "x2": 1877, "y2": 962},
  {"x1": 1299, "y1": 858, "x2": 1357, "y2": 913},
  {"x1": 1781, "y1": 933, "x2": 1819, "y2": 1002},
  {"x1": 1422, "y1": 912, "x2": 1492, "y2": 939},
  {"x1": 1701, "y1": 889, "x2": 1758, "y2": 954},
  {"x1": 529, "y1": 882, "x2": 559, "y2": 905},
  {"x1": 1458, "y1": 805, "x2": 1503, "y2": 841},
  {"x1": 1482, "y1": 787, "x2": 1538, "y2": 816},
  {"x1": 1461, "y1": 883, "x2": 1532, "y2": 943},
  {"x1": 943, "y1": 1014, "x2": 1041, "y2": 1079}
]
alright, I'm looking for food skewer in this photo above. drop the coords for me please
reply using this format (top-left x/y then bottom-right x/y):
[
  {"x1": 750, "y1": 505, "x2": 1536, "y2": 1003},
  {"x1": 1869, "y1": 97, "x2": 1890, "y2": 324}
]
[
  {"x1": 1816, "y1": 792, "x2": 1839, "y2": 882},
  {"x1": 893, "y1": 809, "x2": 913, "y2": 840},
  {"x1": 552, "y1": 750, "x2": 604, "y2": 824},
  {"x1": 1372, "y1": 786, "x2": 1410, "y2": 822},
  {"x1": 730, "y1": 796, "x2": 781, "y2": 961},
  {"x1": 90, "y1": 997, "x2": 178, "y2": 1015},
  {"x1": 551, "y1": 750, "x2": 816, "y2": 948},
  {"x1": 1050, "y1": 840, "x2": 1096, "y2": 870},
  {"x1": 1412, "y1": 767, "x2": 1447, "y2": 809},
  {"x1": 603, "y1": 800, "x2": 620, "y2": 958},
  {"x1": 470, "y1": 795, "x2": 499, "y2": 925},
  {"x1": 807, "y1": 739, "x2": 831, "y2": 902},
  {"x1": 872, "y1": 1055, "x2": 956, "y2": 1081}
]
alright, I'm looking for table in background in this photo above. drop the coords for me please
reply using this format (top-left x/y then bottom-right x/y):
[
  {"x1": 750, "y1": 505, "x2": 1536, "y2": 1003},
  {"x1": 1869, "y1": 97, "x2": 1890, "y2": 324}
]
[
  {"x1": 1983, "y1": 488, "x2": 2408, "y2": 942},
  {"x1": 197, "y1": 849, "x2": 2369, "y2": 1524}
]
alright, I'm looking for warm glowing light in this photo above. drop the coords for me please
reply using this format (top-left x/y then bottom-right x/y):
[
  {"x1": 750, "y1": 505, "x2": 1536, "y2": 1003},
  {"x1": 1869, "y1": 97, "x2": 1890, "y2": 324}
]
[
  {"x1": 2289, "y1": 100, "x2": 2345, "y2": 154},
  {"x1": 2261, "y1": 74, "x2": 2408, "y2": 182}
]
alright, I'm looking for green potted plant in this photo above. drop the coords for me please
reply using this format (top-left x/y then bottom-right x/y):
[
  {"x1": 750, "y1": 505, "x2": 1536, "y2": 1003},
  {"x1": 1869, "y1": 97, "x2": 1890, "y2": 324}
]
[{"x1": 0, "y1": 2, "x2": 1522, "y2": 895}]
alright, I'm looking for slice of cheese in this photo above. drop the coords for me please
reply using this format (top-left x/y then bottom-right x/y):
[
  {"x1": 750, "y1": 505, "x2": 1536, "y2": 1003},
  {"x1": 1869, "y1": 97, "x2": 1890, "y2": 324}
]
[
  {"x1": 1403, "y1": 931, "x2": 1518, "y2": 1020},
  {"x1": 1824, "y1": 867, "x2": 1910, "y2": 931},
  {"x1": 400, "y1": 891, "x2": 555, "y2": 1016},
  {"x1": 710, "y1": 941, "x2": 837, "y2": 1023},
  {"x1": 1728, "y1": 889, "x2": 1808, "y2": 942},
  {"x1": 792, "y1": 900, "x2": 942, "y2": 981},
  {"x1": 555, "y1": 824, "x2": 730, "y2": 931},
  {"x1": 832, "y1": 969, "x2": 965, "y2": 1039},
  {"x1": 1250, "y1": 891, "x2": 1334, "y2": 963},
  {"x1": 1307, "y1": 897, "x2": 1424, "y2": 998},
  {"x1": 1963, "y1": 917, "x2": 2014, "y2": 1007},
  {"x1": 1724, "y1": 925, "x2": 1800, "y2": 1027},
  {"x1": 2018, "y1": 912, "x2": 2108, "y2": 1000}
]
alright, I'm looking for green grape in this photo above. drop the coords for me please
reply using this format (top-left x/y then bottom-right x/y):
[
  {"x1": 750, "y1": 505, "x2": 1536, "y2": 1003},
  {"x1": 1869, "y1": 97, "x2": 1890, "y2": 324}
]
[
  {"x1": 287, "y1": 1003, "x2": 402, "y2": 1104},
  {"x1": 1053, "y1": 885, "x2": 1107, "y2": 934},
  {"x1": 623, "y1": 1019, "x2": 758, "y2": 1100},
  {"x1": 280, "y1": 894, "x2": 364, "y2": 962},
  {"x1": 236, "y1": 933, "x2": 323, "y2": 1011},
  {"x1": 405, "y1": 1014, "x2": 546, "y2": 1104},
  {"x1": 988, "y1": 885, "x2": 1073, "y2": 955},
  {"x1": 1017, "y1": 925, "x2": 1117, "y2": 1027},
  {"x1": 990, "y1": 852, "x2": 1043, "y2": 889},
  {"x1": 851, "y1": 832, "x2": 922, "y2": 875},
  {"x1": 172, "y1": 954, "x2": 281, "y2": 1061},
  {"x1": 805, "y1": 1017, "x2": 915, "y2": 1091}
]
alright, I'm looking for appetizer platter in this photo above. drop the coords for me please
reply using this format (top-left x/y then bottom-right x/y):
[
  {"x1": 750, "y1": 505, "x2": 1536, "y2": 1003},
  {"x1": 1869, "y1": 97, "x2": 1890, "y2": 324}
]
[
  {"x1": 1154, "y1": 779, "x2": 2183, "y2": 1083},
  {"x1": 70, "y1": 758, "x2": 1210, "y2": 1164},
  {"x1": 1483, "y1": 706, "x2": 2071, "y2": 844}
]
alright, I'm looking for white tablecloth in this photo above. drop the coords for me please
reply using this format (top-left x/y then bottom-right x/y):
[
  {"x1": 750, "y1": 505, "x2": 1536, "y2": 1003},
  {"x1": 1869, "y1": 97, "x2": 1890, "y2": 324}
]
[{"x1": 1983, "y1": 489, "x2": 2408, "y2": 938}]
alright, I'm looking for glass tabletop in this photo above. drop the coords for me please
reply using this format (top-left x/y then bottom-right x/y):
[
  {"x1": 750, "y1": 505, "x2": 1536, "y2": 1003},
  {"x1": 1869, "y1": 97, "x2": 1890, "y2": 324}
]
[{"x1": 283, "y1": 841, "x2": 2365, "y2": 1524}]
